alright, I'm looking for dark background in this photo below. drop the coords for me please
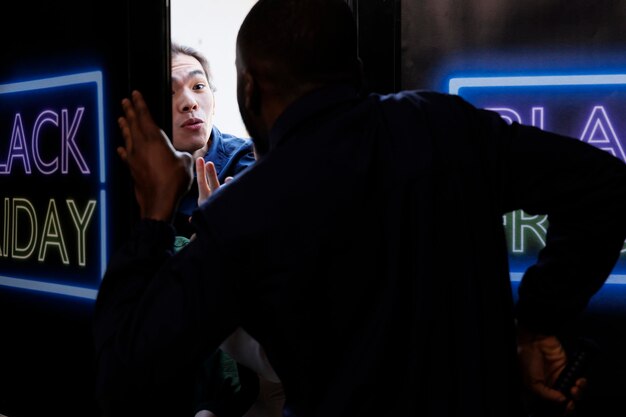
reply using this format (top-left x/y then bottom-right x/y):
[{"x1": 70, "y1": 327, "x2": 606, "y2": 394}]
[{"x1": 0, "y1": 0, "x2": 170, "y2": 415}]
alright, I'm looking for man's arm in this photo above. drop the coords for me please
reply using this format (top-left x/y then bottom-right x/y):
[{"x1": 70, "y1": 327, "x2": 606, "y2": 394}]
[
  {"x1": 94, "y1": 219, "x2": 242, "y2": 415},
  {"x1": 439, "y1": 91, "x2": 626, "y2": 411},
  {"x1": 499, "y1": 122, "x2": 626, "y2": 331},
  {"x1": 93, "y1": 91, "x2": 240, "y2": 415},
  {"x1": 447, "y1": 94, "x2": 626, "y2": 333},
  {"x1": 482, "y1": 106, "x2": 626, "y2": 409}
]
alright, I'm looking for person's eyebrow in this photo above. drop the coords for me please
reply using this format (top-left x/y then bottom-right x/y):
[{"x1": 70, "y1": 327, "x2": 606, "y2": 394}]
[
  {"x1": 172, "y1": 69, "x2": 207, "y2": 85},
  {"x1": 187, "y1": 69, "x2": 206, "y2": 78}
]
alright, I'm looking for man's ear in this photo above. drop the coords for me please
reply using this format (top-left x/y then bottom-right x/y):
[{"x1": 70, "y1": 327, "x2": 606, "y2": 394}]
[{"x1": 242, "y1": 70, "x2": 262, "y2": 116}]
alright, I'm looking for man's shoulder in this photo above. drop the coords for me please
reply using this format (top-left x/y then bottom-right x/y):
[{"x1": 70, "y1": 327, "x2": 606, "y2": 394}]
[
  {"x1": 212, "y1": 127, "x2": 253, "y2": 154},
  {"x1": 207, "y1": 126, "x2": 255, "y2": 178},
  {"x1": 371, "y1": 89, "x2": 477, "y2": 123},
  {"x1": 213, "y1": 126, "x2": 251, "y2": 145},
  {"x1": 375, "y1": 89, "x2": 464, "y2": 106}
]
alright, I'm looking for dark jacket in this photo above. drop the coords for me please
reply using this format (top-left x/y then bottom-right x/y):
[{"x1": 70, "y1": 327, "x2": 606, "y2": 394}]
[{"x1": 94, "y1": 85, "x2": 626, "y2": 417}]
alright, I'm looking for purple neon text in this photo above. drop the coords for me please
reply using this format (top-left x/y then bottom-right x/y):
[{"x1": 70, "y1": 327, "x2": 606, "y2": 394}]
[
  {"x1": 1, "y1": 107, "x2": 90, "y2": 175},
  {"x1": 489, "y1": 105, "x2": 626, "y2": 162}
]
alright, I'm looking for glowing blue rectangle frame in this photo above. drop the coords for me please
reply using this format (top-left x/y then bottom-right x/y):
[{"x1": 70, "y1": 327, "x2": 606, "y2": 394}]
[
  {"x1": 0, "y1": 71, "x2": 106, "y2": 300},
  {"x1": 449, "y1": 74, "x2": 626, "y2": 95},
  {"x1": 448, "y1": 73, "x2": 626, "y2": 285}
]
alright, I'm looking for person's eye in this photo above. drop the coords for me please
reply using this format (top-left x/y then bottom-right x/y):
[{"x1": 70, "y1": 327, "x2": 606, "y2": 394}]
[{"x1": 193, "y1": 83, "x2": 206, "y2": 91}]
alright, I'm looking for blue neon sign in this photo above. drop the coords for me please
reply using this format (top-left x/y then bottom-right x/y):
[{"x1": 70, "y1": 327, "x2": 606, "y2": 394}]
[{"x1": 0, "y1": 71, "x2": 107, "y2": 300}]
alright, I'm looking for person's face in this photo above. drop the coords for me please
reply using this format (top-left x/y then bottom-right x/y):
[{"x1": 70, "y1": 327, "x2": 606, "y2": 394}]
[{"x1": 171, "y1": 53, "x2": 215, "y2": 156}]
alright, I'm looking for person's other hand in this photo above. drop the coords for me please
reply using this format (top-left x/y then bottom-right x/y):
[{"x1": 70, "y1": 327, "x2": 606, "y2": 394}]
[
  {"x1": 196, "y1": 158, "x2": 233, "y2": 206},
  {"x1": 517, "y1": 328, "x2": 587, "y2": 415},
  {"x1": 117, "y1": 90, "x2": 193, "y2": 221}
]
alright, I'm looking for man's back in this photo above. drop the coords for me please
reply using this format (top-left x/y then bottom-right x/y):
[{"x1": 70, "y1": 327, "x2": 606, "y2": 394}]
[
  {"x1": 191, "y1": 84, "x2": 624, "y2": 416},
  {"x1": 96, "y1": 83, "x2": 626, "y2": 416}
]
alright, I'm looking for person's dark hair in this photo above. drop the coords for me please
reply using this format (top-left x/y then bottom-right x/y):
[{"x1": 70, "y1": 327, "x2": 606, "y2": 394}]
[
  {"x1": 237, "y1": 0, "x2": 362, "y2": 95},
  {"x1": 171, "y1": 41, "x2": 217, "y2": 92}
]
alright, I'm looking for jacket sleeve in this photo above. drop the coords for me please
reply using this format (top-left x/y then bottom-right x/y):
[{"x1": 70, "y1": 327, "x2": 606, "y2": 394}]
[
  {"x1": 93, "y1": 219, "x2": 241, "y2": 415},
  {"x1": 467, "y1": 99, "x2": 626, "y2": 334}
]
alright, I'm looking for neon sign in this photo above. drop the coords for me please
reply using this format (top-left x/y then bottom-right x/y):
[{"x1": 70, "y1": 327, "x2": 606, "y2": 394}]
[
  {"x1": 449, "y1": 73, "x2": 626, "y2": 283},
  {"x1": 0, "y1": 71, "x2": 107, "y2": 300}
]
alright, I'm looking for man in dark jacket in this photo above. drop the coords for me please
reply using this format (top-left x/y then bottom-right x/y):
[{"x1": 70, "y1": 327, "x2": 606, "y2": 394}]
[{"x1": 94, "y1": 0, "x2": 626, "y2": 416}]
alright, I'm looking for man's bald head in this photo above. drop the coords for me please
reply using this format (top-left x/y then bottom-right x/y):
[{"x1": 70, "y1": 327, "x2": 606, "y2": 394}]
[{"x1": 236, "y1": 0, "x2": 361, "y2": 97}]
